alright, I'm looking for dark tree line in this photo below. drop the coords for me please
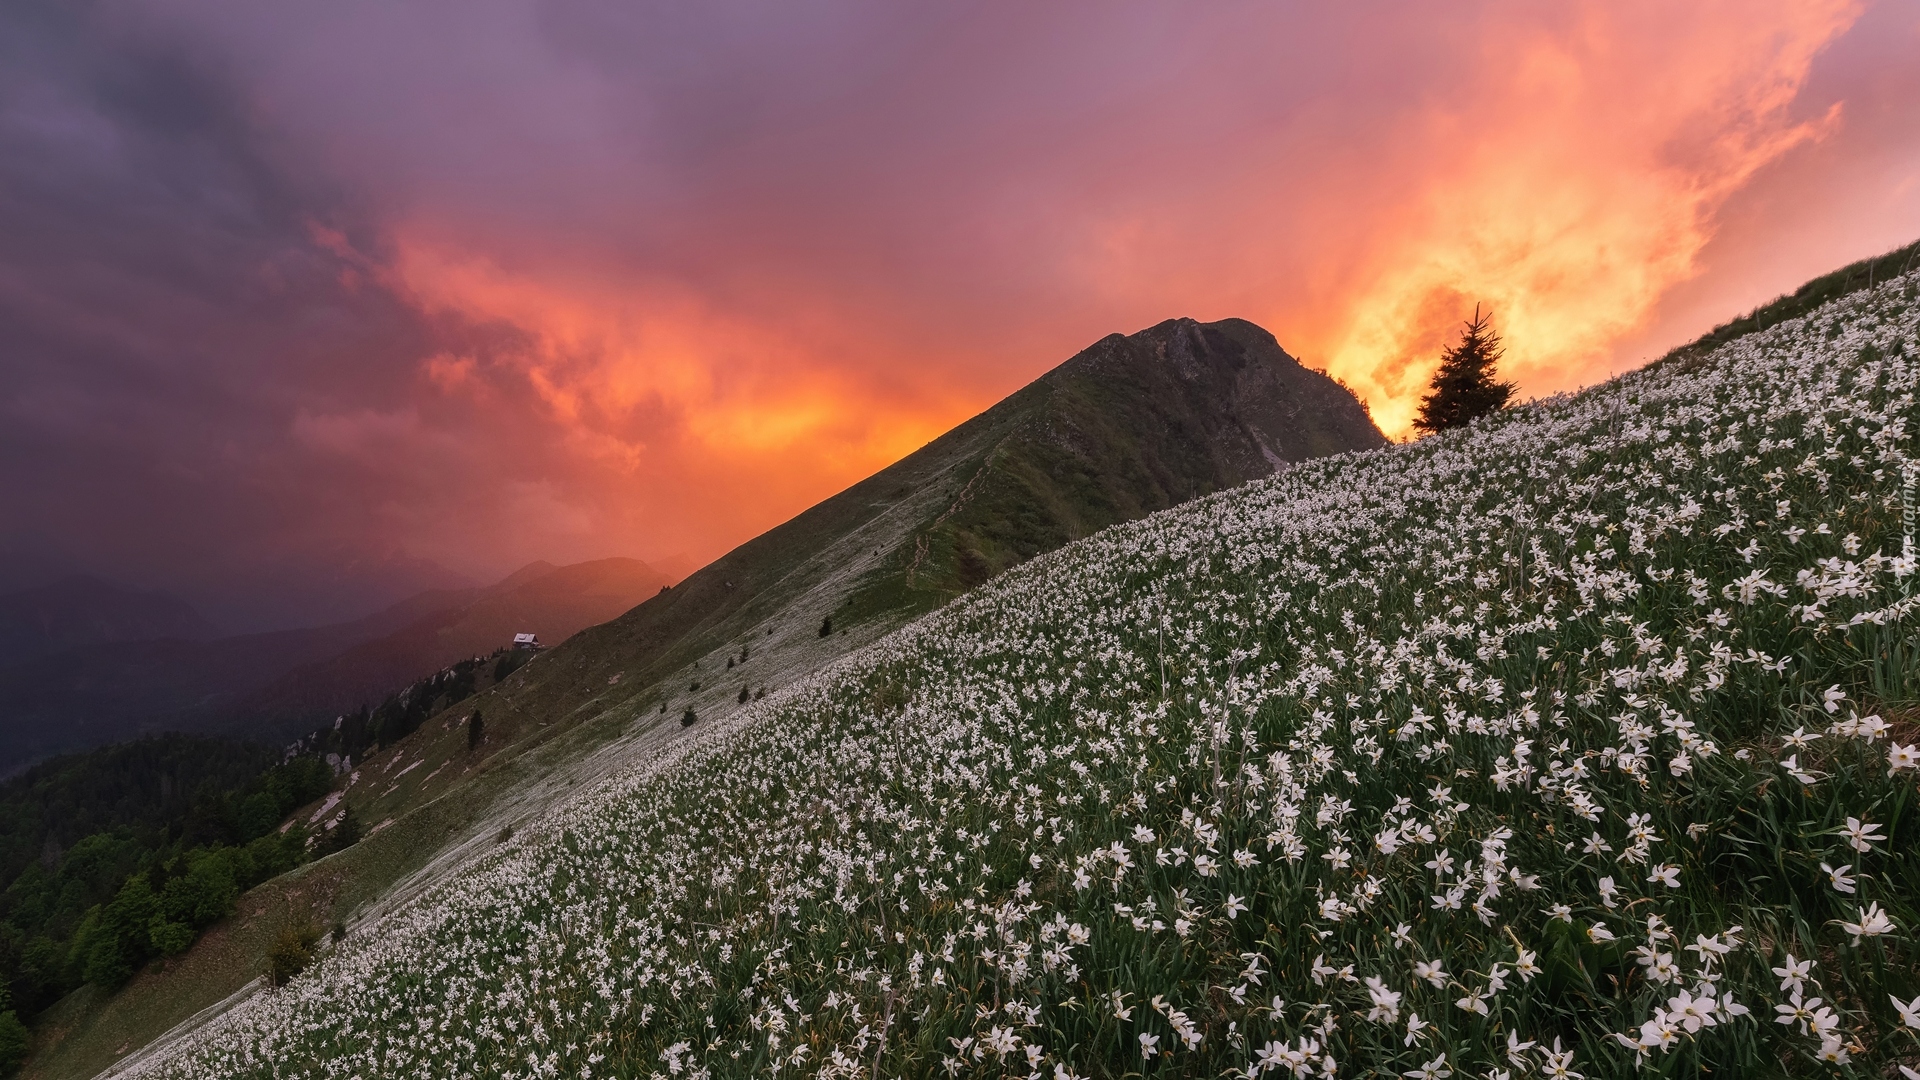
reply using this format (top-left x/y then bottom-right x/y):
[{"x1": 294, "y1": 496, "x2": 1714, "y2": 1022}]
[
  {"x1": 295, "y1": 649, "x2": 520, "y2": 768},
  {"x1": 0, "y1": 744, "x2": 333, "y2": 1029}
]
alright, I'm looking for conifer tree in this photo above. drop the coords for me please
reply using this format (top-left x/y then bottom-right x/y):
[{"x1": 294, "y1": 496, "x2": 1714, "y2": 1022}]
[{"x1": 1412, "y1": 304, "x2": 1514, "y2": 435}]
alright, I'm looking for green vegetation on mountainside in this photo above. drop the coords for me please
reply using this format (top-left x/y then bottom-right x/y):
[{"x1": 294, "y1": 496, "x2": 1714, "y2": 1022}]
[
  {"x1": 0, "y1": 738, "x2": 332, "y2": 1036},
  {"x1": 20, "y1": 315, "x2": 1382, "y2": 1078},
  {"x1": 488, "y1": 316, "x2": 1383, "y2": 742},
  {"x1": 132, "y1": 263, "x2": 1920, "y2": 1080}
]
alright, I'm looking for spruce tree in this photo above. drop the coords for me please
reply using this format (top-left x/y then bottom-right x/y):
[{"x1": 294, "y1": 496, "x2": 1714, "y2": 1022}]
[
  {"x1": 1412, "y1": 304, "x2": 1514, "y2": 435},
  {"x1": 467, "y1": 711, "x2": 484, "y2": 751}
]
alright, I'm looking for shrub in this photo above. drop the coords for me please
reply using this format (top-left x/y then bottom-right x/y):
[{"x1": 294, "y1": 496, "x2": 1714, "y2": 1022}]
[
  {"x1": 0, "y1": 1005, "x2": 27, "y2": 1078},
  {"x1": 266, "y1": 922, "x2": 320, "y2": 988}
]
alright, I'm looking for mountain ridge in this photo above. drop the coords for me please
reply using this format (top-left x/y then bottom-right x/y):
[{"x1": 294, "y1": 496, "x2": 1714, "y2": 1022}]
[
  {"x1": 0, "y1": 579, "x2": 217, "y2": 663},
  {"x1": 89, "y1": 262, "x2": 1920, "y2": 1080},
  {"x1": 24, "y1": 314, "x2": 1386, "y2": 1078}
]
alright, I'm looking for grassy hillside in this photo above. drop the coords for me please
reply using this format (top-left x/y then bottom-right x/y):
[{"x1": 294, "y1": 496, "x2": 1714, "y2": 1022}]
[
  {"x1": 1652, "y1": 237, "x2": 1920, "y2": 373},
  {"x1": 24, "y1": 317, "x2": 1382, "y2": 1078},
  {"x1": 119, "y1": 267, "x2": 1920, "y2": 1079}
]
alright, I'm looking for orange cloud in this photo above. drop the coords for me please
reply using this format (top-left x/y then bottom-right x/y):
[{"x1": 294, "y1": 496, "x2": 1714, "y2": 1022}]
[
  {"x1": 1280, "y1": 1, "x2": 1861, "y2": 435},
  {"x1": 339, "y1": 0, "x2": 1881, "y2": 576},
  {"x1": 388, "y1": 237, "x2": 967, "y2": 527}
]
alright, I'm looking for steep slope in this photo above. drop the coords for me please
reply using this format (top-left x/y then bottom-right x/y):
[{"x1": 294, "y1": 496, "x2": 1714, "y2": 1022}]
[
  {"x1": 33, "y1": 316, "x2": 1383, "y2": 1078},
  {"x1": 479, "y1": 315, "x2": 1383, "y2": 744},
  {"x1": 115, "y1": 265, "x2": 1920, "y2": 1080}
]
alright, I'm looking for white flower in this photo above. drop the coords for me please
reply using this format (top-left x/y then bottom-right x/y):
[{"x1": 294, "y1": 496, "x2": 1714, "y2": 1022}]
[
  {"x1": 1587, "y1": 922, "x2": 1617, "y2": 944},
  {"x1": 1137, "y1": 1032, "x2": 1159, "y2": 1059},
  {"x1": 1771, "y1": 954, "x2": 1812, "y2": 996},
  {"x1": 1820, "y1": 862, "x2": 1855, "y2": 894},
  {"x1": 1776, "y1": 992, "x2": 1823, "y2": 1032},
  {"x1": 1890, "y1": 742, "x2": 1919, "y2": 773},
  {"x1": 1891, "y1": 994, "x2": 1920, "y2": 1030},
  {"x1": 1841, "y1": 817, "x2": 1886, "y2": 852},
  {"x1": 1404, "y1": 1012, "x2": 1428, "y2": 1046},
  {"x1": 1665, "y1": 990, "x2": 1717, "y2": 1033},
  {"x1": 1541, "y1": 1036, "x2": 1583, "y2": 1079},
  {"x1": 1223, "y1": 894, "x2": 1247, "y2": 919},
  {"x1": 1840, "y1": 901, "x2": 1895, "y2": 945},
  {"x1": 1413, "y1": 959, "x2": 1448, "y2": 988},
  {"x1": 1504, "y1": 1030, "x2": 1536, "y2": 1066},
  {"x1": 1403, "y1": 1053, "x2": 1452, "y2": 1079},
  {"x1": 1646, "y1": 864, "x2": 1680, "y2": 889},
  {"x1": 1513, "y1": 948, "x2": 1540, "y2": 982},
  {"x1": 1781, "y1": 755, "x2": 1820, "y2": 785},
  {"x1": 1364, "y1": 976, "x2": 1402, "y2": 1024}
]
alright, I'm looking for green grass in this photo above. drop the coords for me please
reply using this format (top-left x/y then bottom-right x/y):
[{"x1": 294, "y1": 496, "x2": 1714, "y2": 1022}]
[{"x1": 118, "y1": 269, "x2": 1920, "y2": 1079}]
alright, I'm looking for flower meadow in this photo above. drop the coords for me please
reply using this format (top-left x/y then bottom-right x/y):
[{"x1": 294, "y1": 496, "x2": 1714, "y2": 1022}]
[{"x1": 136, "y1": 276, "x2": 1920, "y2": 1080}]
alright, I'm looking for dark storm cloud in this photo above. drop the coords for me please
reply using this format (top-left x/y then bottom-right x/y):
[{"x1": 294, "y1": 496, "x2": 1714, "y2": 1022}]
[
  {"x1": 0, "y1": 0, "x2": 470, "y2": 628},
  {"x1": 1, "y1": 0, "x2": 1914, "y2": 632}
]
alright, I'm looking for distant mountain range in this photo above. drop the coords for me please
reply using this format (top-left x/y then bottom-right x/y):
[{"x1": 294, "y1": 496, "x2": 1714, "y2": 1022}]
[
  {"x1": 0, "y1": 577, "x2": 218, "y2": 662},
  {"x1": 0, "y1": 558, "x2": 677, "y2": 774}
]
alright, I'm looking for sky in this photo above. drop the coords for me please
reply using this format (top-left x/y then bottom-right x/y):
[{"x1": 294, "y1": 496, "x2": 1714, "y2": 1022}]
[{"x1": 3, "y1": 0, "x2": 1918, "y2": 630}]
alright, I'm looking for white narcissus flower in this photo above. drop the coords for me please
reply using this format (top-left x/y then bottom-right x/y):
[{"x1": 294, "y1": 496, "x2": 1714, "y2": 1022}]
[
  {"x1": 1772, "y1": 954, "x2": 1812, "y2": 995},
  {"x1": 1890, "y1": 994, "x2": 1920, "y2": 1030},
  {"x1": 1820, "y1": 862, "x2": 1855, "y2": 894},
  {"x1": 1840, "y1": 901, "x2": 1895, "y2": 945},
  {"x1": 1504, "y1": 1030, "x2": 1536, "y2": 1065},
  {"x1": 1403, "y1": 1012, "x2": 1428, "y2": 1046},
  {"x1": 1889, "y1": 742, "x2": 1919, "y2": 773},
  {"x1": 1364, "y1": 976, "x2": 1402, "y2": 1024},
  {"x1": 1841, "y1": 817, "x2": 1887, "y2": 852},
  {"x1": 1513, "y1": 948, "x2": 1540, "y2": 982}
]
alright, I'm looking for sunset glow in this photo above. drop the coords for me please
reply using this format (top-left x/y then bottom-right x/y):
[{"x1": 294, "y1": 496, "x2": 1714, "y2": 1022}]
[{"x1": 3, "y1": 0, "x2": 1917, "y2": 626}]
